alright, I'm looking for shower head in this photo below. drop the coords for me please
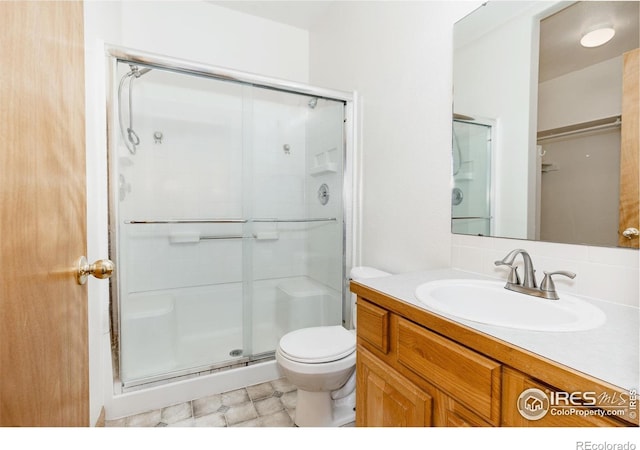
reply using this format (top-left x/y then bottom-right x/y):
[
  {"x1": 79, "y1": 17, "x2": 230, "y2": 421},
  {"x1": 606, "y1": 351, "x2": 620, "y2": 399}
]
[{"x1": 308, "y1": 97, "x2": 318, "y2": 109}]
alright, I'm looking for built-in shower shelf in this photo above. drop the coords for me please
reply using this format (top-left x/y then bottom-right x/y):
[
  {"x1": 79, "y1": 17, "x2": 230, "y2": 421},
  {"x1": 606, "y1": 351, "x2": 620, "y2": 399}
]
[
  {"x1": 310, "y1": 148, "x2": 338, "y2": 175},
  {"x1": 310, "y1": 163, "x2": 338, "y2": 176},
  {"x1": 541, "y1": 163, "x2": 560, "y2": 173}
]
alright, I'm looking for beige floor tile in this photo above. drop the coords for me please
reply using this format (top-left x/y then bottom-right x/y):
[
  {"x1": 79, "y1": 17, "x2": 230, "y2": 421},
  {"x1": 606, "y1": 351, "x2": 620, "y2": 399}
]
[
  {"x1": 258, "y1": 410, "x2": 294, "y2": 427},
  {"x1": 194, "y1": 412, "x2": 227, "y2": 427},
  {"x1": 270, "y1": 377, "x2": 296, "y2": 393},
  {"x1": 222, "y1": 388, "x2": 250, "y2": 406},
  {"x1": 161, "y1": 402, "x2": 192, "y2": 424},
  {"x1": 254, "y1": 396, "x2": 284, "y2": 416},
  {"x1": 168, "y1": 418, "x2": 195, "y2": 427},
  {"x1": 192, "y1": 394, "x2": 223, "y2": 418},
  {"x1": 246, "y1": 382, "x2": 275, "y2": 401},
  {"x1": 125, "y1": 409, "x2": 162, "y2": 427},
  {"x1": 104, "y1": 418, "x2": 126, "y2": 427},
  {"x1": 230, "y1": 417, "x2": 262, "y2": 427},
  {"x1": 224, "y1": 402, "x2": 258, "y2": 426},
  {"x1": 280, "y1": 390, "x2": 297, "y2": 411}
]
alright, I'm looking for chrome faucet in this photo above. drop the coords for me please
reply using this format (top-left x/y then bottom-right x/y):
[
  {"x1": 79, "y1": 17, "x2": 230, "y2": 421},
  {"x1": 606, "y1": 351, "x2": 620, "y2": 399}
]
[
  {"x1": 495, "y1": 248, "x2": 537, "y2": 289},
  {"x1": 494, "y1": 249, "x2": 576, "y2": 300}
]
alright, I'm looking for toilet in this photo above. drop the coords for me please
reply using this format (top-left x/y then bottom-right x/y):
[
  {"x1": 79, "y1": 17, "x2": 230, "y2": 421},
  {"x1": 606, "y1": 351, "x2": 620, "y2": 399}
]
[{"x1": 276, "y1": 266, "x2": 391, "y2": 427}]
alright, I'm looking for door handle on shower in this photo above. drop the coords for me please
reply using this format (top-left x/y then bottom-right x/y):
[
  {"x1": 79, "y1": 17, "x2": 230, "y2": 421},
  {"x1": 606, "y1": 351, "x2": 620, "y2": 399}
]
[{"x1": 76, "y1": 256, "x2": 115, "y2": 285}]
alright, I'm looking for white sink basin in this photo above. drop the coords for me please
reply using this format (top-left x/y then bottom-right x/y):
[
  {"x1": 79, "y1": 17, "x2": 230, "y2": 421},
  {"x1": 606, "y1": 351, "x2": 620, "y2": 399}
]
[{"x1": 414, "y1": 279, "x2": 606, "y2": 332}]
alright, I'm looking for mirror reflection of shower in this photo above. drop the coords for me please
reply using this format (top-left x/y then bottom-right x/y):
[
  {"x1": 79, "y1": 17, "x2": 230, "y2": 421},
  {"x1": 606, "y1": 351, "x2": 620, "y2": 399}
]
[
  {"x1": 118, "y1": 64, "x2": 152, "y2": 155},
  {"x1": 451, "y1": 115, "x2": 493, "y2": 237}
]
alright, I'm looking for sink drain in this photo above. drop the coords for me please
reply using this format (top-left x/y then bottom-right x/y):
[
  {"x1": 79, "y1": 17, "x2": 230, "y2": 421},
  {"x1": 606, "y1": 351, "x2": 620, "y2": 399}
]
[{"x1": 229, "y1": 349, "x2": 243, "y2": 357}]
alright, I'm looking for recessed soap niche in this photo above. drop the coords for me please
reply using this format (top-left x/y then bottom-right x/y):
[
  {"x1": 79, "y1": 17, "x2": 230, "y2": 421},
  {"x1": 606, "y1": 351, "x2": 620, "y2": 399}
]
[{"x1": 310, "y1": 147, "x2": 338, "y2": 176}]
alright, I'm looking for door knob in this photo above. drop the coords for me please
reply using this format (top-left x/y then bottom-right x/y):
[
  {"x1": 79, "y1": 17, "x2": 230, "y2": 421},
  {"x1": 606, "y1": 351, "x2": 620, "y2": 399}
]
[
  {"x1": 76, "y1": 256, "x2": 115, "y2": 285},
  {"x1": 622, "y1": 228, "x2": 639, "y2": 239}
]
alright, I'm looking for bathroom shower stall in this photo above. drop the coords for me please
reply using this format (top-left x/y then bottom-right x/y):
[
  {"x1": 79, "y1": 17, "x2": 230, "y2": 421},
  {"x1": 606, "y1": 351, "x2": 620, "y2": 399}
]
[
  {"x1": 107, "y1": 49, "x2": 355, "y2": 389},
  {"x1": 451, "y1": 118, "x2": 493, "y2": 236}
]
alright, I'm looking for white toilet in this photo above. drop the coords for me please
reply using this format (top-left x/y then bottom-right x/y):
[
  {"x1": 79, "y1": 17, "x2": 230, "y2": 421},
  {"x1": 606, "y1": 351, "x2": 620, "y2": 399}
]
[{"x1": 276, "y1": 266, "x2": 391, "y2": 427}]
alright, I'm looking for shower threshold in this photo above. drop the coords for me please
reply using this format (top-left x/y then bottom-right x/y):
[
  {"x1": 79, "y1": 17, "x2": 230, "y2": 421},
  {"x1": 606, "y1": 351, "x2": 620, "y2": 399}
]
[{"x1": 120, "y1": 351, "x2": 276, "y2": 393}]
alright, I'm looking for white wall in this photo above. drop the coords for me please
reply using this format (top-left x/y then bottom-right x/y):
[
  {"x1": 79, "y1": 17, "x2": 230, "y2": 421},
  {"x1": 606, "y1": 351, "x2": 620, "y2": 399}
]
[
  {"x1": 119, "y1": 1, "x2": 310, "y2": 82},
  {"x1": 309, "y1": 1, "x2": 476, "y2": 274},
  {"x1": 538, "y1": 130, "x2": 620, "y2": 247},
  {"x1": 538, "y1": 56, "x2": 623, "y2": 131},
  {"x1": 536, "y1": 55, "x2": 623, "y2": 247}
]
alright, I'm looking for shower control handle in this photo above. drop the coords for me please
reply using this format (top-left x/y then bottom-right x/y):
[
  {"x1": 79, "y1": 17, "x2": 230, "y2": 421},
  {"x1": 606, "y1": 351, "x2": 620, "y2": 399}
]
[{"x1": 76, "y1": 256, "x2": 115, "y2": 285}]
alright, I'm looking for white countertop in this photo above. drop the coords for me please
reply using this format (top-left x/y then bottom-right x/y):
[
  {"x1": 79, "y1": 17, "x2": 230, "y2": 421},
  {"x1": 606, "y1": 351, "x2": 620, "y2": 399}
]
[{"x1": 356, "y1": 268, "x2": 639, "y2": 392}]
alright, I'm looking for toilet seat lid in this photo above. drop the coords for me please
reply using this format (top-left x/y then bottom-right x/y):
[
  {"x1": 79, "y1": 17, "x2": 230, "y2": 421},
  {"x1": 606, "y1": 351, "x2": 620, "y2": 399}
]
[{"x1": 279, "y1": 326, "x2": 355, "y2": 364}]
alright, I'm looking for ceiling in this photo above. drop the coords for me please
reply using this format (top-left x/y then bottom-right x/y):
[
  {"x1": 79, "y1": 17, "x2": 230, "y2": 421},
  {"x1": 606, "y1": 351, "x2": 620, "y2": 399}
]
[
  {"x1": 212, "y1": 1, "x2": 639, "y2": 83},
  {"x1": 210, "y1": 1, "x2": 335, "y2": 30},
  {"x1": 539, "y1": 1, "x2": 639, "y2": 82}
]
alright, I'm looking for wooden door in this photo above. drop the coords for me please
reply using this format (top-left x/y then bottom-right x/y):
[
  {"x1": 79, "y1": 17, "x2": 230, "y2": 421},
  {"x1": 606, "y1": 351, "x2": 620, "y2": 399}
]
[
  {"x1": 618, "y1": 48, "x2": 639, "y2": 248},
  {"x1": 356, "y1": 347, "x2": 433, "y2": 427},
  {"x1": 0, "y1": 1, "x2": 88, "y2": 426}
]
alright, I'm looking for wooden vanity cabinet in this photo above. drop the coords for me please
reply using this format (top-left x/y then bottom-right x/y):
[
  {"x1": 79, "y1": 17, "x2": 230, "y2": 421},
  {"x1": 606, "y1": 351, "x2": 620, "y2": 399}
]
[
  {"x1": 356, "y1": 300, "x2": 499, "y2": 427},
  {"x1": 353, "y1": 286, "x2": 636, "y2": 428}
]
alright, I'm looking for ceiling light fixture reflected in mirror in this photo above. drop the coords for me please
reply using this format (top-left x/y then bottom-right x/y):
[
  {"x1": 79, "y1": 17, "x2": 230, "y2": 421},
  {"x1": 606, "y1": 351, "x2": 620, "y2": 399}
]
[{"x1": 580, "y1": 27, "x2": 616, "y2": 48}]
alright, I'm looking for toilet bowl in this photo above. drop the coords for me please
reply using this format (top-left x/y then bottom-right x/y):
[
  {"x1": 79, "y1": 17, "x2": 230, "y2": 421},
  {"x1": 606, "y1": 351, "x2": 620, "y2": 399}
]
[{"x1": 275, "y1": 267, "x2": 391, "y2": 427}]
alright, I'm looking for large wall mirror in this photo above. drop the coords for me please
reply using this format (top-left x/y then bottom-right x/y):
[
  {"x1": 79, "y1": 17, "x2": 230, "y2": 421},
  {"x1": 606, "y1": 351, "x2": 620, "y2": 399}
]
[{"x1": 452, "y1": 1, "x2": 639, "y2": 249}]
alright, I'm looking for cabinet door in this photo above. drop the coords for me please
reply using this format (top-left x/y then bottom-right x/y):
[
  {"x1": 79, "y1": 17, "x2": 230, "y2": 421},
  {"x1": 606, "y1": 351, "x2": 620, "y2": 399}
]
[
  {"x1": 356, "y1": 346, "x2": 433, "y2": 427},
  {"x1": 435, "y1": 391, "x2": 493, "y2": 427}
]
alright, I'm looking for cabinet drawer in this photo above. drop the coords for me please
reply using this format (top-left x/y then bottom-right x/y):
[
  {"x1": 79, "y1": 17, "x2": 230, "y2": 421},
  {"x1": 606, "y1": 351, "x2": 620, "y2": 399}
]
[
  {"x1": 396, "y1": 318, "x2": 501, "y2": 425},
  {"x1": 357, "y1": 299, "x2": 389, "y2": 354}
]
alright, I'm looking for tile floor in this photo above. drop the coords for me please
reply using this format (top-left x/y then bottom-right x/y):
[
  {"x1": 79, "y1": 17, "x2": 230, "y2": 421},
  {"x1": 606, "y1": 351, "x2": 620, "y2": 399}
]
[{"x1": 105, "y1": 377, "x2": 300, "y2": 427}]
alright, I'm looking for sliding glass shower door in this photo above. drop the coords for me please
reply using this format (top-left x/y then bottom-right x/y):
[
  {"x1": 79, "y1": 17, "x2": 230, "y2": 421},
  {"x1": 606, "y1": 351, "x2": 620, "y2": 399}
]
[
  {"x1": 111, "y1": 61, "x2": 346, "y2": 388},
  {"x1": 451, "y1": 119, "x2": 493, "y2": 236}
]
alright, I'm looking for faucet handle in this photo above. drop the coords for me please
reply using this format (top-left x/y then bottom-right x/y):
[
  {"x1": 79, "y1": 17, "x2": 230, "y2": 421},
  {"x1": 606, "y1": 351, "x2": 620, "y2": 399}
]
[
  {"x1": 495, "y1": 261, "x2": 521, "y2": 285},
  {"x1": 540, "y1": 271, "x2": 576, "y2": 299}
]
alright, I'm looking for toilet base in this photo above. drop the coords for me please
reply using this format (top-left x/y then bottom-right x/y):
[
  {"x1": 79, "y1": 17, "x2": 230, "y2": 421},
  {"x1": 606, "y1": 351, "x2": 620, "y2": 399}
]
[{"x1": 294, "y1": 389, "x2": 355, "y2": 427}]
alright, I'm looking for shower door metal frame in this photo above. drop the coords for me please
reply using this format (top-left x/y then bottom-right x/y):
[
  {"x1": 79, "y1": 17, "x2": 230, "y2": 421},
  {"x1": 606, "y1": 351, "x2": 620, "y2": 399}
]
[{"x1": 105, "y1": 45, "x2": 359, "y2": 390}]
